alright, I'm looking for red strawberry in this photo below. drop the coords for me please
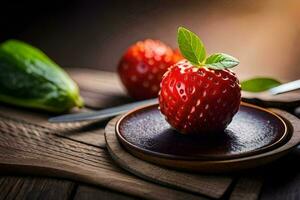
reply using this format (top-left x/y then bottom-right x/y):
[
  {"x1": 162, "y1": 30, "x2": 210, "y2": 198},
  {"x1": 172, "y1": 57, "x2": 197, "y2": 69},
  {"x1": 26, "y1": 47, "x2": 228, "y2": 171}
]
[
  {"x1": 118, "y1": 39, "x2": 182, "y2": 100},
  {"x1": 159, "y1": 60, "x2": 241, "y2": 134},
  {"x1": 159, "y1": 27, "x2": 241, "y2": 134}
]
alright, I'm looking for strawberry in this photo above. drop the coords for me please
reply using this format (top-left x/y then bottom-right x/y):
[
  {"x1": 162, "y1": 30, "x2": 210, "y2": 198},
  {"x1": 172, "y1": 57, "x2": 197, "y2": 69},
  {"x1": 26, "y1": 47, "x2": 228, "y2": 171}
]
[
  {"x1": 159, "y1": 27, "x2": 241, "y2": 134},
  {"x1": 159, "y1": 60, "x2": 241, "y2": 134},
  {"x1": 118, "y1": 39, "x2": 182, "y2": 100}
]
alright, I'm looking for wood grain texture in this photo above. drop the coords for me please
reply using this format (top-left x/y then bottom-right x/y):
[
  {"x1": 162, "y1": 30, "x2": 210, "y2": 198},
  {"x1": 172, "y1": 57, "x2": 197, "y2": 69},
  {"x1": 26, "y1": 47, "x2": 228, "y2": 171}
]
[
  {"x1": 229, "y1": 175, "x2": 263, "y2": 200},
  {"x1": 66, "y1": 68, "x2": 131, "y2": 109},
  {"x1": 0, "y1": 115, "x2": 206, "y2": 200},
  {"x1": 0, "y1": 176, "x2": 75, "y2": 200},
  {"x1": 74, "y1": 185, "x2": 139, "y2": 200},
  {"x1": 0, "y1": 106, "x2": 107, "y2": 148},
  {"x1": 259, "y1": 148, "x2": 300, "y2": 200},
  {"x1": 105, "y1": 116, "x2": 234, "y2": 199},
  {"x1": 66, "y1": 68, "x2": 125, "y2": 97}
]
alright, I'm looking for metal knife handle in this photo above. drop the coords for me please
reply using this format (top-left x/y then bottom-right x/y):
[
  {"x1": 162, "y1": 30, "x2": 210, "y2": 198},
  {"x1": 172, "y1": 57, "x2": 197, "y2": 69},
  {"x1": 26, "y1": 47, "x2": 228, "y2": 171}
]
[
  {"x1": 48, "y1": 98, "x2": 158, "y2": 123},
  {"x1": 269, "y1": 79, "x2": 300, "y2": 95}
]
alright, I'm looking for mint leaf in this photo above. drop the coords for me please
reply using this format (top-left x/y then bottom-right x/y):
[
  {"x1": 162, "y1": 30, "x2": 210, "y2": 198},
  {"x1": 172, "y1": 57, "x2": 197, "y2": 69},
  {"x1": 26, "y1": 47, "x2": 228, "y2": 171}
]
[
  {"x1": 177, "y1": 27, "x2": 206, "y2": 66},
  {"x1": 241, "y1": 77, "x2": 281, "y2": 92},
  {"x1": 177, "y1": 27, "x2": 239, "y2": 70},
  {"x1": 205, "y1": 53, "x2": 239, "y2": 70}
]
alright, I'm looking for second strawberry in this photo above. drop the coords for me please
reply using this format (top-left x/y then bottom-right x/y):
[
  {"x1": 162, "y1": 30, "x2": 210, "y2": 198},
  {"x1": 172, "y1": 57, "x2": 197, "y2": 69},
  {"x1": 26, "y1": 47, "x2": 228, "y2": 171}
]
[{"x1": 118, "y1": 39, "x2": 182, "y2": 100}]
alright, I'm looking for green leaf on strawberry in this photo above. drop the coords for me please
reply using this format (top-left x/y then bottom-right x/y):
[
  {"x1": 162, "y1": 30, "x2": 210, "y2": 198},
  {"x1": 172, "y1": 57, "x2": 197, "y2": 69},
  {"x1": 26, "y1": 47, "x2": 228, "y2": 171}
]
[
  {"x1": 205, "y1": 53, "x2": 239, "y2": 69},
  {"x1": 178, "y1": 26, "x2": 239, "y2": 70},
  {"x1": 177, "y1": 27, "x2": 206, "y2": 66}
]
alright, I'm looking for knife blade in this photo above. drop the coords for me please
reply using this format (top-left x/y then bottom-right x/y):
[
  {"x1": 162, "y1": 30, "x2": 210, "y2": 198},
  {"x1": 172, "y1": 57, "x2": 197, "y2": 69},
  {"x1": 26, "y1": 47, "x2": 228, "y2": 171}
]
[
  {"x1": 48, "y1": 98, "x2": 158, "y2": 123},
  {"x1": 269, "y1": 79, "x2": 300, "y2": 95}
]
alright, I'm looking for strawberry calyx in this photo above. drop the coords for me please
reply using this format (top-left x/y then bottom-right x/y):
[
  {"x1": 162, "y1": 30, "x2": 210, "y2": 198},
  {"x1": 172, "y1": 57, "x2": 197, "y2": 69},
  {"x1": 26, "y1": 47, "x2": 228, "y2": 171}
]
[{"x1": 177, "y1": 27, "x2": 239, "y2": 70}]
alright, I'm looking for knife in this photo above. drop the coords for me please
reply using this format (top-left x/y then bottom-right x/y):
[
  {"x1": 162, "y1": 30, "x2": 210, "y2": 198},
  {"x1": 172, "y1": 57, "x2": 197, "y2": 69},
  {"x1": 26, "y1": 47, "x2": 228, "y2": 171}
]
[{"x1": 48, "y1": 98, "x2": 158, "y2": 123}]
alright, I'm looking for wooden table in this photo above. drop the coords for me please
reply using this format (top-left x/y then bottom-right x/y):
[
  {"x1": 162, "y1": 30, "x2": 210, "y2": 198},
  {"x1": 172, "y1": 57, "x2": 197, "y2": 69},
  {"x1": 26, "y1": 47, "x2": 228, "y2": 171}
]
[{"x1": 0, "y1": 68, "x2": 300, "y2": 200}]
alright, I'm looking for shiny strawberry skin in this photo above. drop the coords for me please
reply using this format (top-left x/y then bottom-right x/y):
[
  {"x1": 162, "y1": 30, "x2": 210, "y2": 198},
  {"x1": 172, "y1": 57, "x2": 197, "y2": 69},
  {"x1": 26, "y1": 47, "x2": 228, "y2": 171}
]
[
  {"x1": 159, "y1": 60, "x2": 241, "y2": 134},
  {"x1": 118, "y1": 39, "x2": 182, "y2": 100}
]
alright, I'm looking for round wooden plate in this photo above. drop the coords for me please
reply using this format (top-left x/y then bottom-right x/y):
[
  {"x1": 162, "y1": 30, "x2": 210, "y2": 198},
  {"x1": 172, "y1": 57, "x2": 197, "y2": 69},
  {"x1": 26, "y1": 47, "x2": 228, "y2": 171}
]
[
  {"x1": 117, "y1": 102, "x2": 289, "y2": 161},
  {"x1": 108, "y1": 103, "x2": 300, "y2": 172}
]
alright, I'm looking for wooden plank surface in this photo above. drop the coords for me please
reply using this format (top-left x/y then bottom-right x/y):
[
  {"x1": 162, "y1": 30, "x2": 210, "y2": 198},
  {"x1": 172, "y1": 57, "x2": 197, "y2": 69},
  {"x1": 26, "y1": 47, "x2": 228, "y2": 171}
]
[
  {"x1": 74, "y1": 185, "x2": 139, "y2": 200},
  {"x1": 0, "y1": 115, "x2": 208, "y2": 200},
  {"x1": 259, "y1": 149, "x2": 300, "y2": 200},
  {"x1": 0, "y1": 105, "x2": 107, "y2": 148},
  {"x1": 229, "y1": 175, "x2": 263, "y2": 200},
  {"x1": 0, "y1": 176, "x2": 75, "y2": 200},
  {"x1": 66, "y1": 68, "x2": 131, "y2": 109},
  {"x1": 0, "y1": 176, "x2": 171, "y2": 200}
]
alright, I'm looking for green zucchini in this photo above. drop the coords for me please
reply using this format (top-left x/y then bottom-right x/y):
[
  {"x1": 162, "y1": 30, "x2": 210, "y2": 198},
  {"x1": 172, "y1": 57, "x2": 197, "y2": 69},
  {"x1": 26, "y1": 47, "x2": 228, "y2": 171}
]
[{"x1": 0, "y1": 40, "x2": 84, "y2": 113}]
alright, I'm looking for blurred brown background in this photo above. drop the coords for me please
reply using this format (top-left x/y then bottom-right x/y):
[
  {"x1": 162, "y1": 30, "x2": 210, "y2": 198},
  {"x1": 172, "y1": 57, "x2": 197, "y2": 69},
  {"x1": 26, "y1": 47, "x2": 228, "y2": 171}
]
[{"x1": 1, "y1": 0, "x2": 300, "y2": 81}]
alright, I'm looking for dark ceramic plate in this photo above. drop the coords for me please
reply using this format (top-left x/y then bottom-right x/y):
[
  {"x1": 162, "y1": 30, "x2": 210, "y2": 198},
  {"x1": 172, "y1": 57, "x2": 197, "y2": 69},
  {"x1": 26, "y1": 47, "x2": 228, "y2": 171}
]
[{"x1": 116, "y1": 102, "x2": 289, "y2": 161}]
